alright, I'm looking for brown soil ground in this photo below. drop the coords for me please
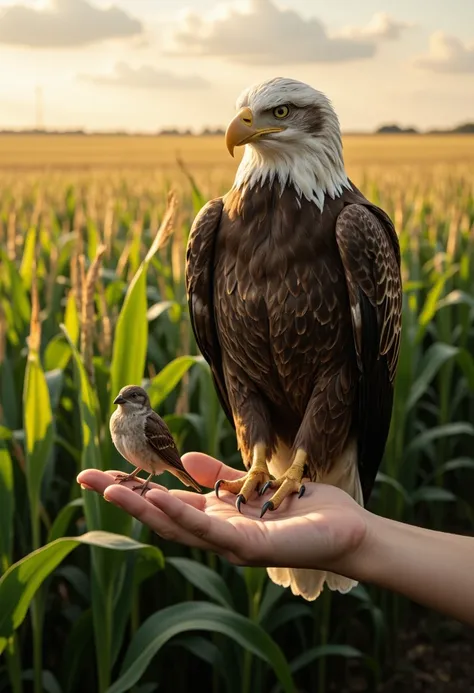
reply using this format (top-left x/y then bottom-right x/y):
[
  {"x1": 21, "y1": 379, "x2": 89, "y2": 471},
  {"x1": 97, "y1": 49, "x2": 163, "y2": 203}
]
[{"x1": 339, "y1": 612, "x2": 474, "y2": 693}]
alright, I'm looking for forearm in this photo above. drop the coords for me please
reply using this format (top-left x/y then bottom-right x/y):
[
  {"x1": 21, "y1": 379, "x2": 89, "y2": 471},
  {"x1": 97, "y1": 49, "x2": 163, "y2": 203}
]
[{"x1": 347, "y1": 513, "x2": 474, "y2": 626}]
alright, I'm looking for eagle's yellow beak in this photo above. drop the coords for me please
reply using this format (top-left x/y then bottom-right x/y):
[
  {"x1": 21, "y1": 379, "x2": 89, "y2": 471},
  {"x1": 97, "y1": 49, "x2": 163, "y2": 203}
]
[{"x1": 225, "y1": 107, "x2": 284, "y2": 157}]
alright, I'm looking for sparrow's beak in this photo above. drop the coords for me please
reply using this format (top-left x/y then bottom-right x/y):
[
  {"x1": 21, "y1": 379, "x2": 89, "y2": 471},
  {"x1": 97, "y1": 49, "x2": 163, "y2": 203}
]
[
  {"x1": 225, "y1": 106, "x2": 284, "y2": 157},
  {"x1": 113, "y1": 395, "x2": 127, "y2": 405}
]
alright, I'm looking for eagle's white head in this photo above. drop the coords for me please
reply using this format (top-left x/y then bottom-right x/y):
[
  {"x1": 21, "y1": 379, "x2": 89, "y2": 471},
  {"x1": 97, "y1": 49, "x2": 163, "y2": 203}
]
[{"x1": 226, "y1": 77, "x2": 350, "y2": 211}]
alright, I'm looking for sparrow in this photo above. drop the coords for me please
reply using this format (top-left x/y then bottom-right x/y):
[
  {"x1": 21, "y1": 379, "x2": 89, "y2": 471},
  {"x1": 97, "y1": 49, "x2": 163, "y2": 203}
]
[{"x1": 109, "y1": 384, "x2": 202, "y2": 495}]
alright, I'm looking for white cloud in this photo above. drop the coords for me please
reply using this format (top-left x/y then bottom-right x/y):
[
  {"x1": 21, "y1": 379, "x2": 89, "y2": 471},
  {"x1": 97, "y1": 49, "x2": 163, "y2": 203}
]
[
  {"x1": 80, "y1": 62, "x2": 210, "y2": 90},
  {"x1": 413, "y1": 32, "x2": 474, "y2": 74},
  {"x1": 0, "y1": 0, "x2": 143, "y2": 48},
  {"x1": 336, "y1": 12, "x2": 414, "y2": 41},
  {"x1": 171, "y1": 0, "x2": 376, "y2": 64}
]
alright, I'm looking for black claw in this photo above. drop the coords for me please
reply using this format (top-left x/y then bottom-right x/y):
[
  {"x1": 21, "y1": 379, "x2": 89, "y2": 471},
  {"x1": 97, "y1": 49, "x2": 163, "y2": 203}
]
[
  {"x1": 215, "y1": 480, "x2": 223, "y2": 498},
  {"x1": 236, "y1": 494, "x2": 246, "y2": 513},
  {"x1": 298, "y1": 485, "x2": 306, "y2": 499},
  {"x1": 260, "y1": 501, "x2": 274, "y2": 518},
  {"x1": 260, "y1": 481, "x2": 273, "y2": 496}
]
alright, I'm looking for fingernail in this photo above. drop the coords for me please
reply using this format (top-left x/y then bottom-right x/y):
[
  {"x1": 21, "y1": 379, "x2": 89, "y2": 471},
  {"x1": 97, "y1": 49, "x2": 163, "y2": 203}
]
[
  {"x1": 104, "y1": 494, "x2": 123, "y2": 509},
  {"x1": 80, "y1": 483, "x2": 93, "y2": 490}
]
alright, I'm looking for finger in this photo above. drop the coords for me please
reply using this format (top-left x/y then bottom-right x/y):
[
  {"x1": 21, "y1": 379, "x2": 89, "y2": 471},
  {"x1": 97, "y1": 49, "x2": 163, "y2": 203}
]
[
  {"x1": 103, "y1": 484, "x2": 217, "y2": 551},
  {"x1": 146, "y1": 488, "x2": 245, "y2": 556},
  {"x1": 169, "y1": 489, "x2": 207, "y2": 510},
  {"x1": 181, "y1": 452, "x2": 245, "y2": 488},
  {"x1": 77, "y1": 469, "x2": 168, "y2": 494}
]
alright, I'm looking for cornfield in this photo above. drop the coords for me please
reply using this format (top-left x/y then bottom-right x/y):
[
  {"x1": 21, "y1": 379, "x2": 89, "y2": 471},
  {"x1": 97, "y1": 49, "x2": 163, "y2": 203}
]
[{"x1": 0, "y1": 137, "x2": 473, "y2": 693}]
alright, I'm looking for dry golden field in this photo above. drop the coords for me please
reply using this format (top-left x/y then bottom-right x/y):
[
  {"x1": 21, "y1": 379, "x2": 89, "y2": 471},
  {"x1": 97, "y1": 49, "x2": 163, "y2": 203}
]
[{"x1": 1, "y1": 133, "x2": 473, "y2": 172}]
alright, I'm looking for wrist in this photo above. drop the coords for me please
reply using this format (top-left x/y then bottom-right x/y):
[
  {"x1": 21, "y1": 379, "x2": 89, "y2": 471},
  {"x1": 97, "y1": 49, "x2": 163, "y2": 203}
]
[{"x1": 328, "y1": 509, "x2": 390, "y2": 584}]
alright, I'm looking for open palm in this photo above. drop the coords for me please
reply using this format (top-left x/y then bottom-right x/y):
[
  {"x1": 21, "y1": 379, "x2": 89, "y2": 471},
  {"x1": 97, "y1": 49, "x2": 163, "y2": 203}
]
[{"x1": 77, "y1": 453, "x2": 368, "y2": 574}]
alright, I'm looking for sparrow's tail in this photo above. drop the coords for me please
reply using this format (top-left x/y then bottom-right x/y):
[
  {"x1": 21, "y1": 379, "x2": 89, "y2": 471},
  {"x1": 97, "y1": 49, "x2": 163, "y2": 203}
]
[
  {"x1": 176, "y1": 469, "x2": 202, "y2": 493},
  {"x1": 267, "y1": 439, "x2": 362, "y2": 601}
]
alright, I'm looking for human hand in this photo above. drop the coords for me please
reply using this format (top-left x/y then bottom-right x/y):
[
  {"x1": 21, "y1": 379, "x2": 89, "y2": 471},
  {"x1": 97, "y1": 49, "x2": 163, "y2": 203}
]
[{"x1": 77, "y1": 453, "x2": 368, "y2": 576}]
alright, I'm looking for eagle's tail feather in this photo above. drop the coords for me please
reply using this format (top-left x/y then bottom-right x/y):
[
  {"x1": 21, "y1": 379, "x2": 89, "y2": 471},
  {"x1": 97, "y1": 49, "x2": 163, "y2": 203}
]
[
  {"x1": 266, "y1": 439, "x2": 362, "y2": 601},
  {"x1": 267, "y1": 567, "x2": 327, "y2": 601}
]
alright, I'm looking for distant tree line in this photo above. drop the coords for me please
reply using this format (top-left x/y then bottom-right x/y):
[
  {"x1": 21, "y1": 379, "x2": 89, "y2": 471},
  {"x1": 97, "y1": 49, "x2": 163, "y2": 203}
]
[
  {"x1": 0, "y1": 127, "x2": 226, "y2": 136},
  {"x1": 375, "y1": 123, "x2": 474, "y2": 134},
  {"x1": 1, "y1": 124, "x2": 473, "y2": 136}
]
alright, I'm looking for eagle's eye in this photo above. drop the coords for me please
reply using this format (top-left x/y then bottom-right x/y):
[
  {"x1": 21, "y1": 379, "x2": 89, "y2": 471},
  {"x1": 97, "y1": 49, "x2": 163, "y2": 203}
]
[{"x1": 273, "y1": 105, "x2": 290, "y2": 119}]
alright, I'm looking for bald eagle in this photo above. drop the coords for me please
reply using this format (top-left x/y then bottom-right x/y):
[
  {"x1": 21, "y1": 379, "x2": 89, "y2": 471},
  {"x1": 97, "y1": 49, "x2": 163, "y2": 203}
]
[{"x1": 186, "y1": 78, "x2": 402, "y2": 601}]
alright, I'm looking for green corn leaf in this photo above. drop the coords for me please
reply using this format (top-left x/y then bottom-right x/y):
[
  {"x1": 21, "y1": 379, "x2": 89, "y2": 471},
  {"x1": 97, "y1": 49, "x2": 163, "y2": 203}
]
[
  {"x1": 60, "y1": 325, "x2": 101, "y2": 472},
  {"x1": 457, "y1": 348, "x2": 474, "y2": 390},
  {"x1": 1, "y1": 251, "x2": 31, "y2": 338},
  {"x1": 0, "y1": 444, "x2": 14, "y2": 572},
  {"x1": 45, "y1": 368, "x2": 65, "y2": 412},
  {"x1": 148, "y1": 355, "x2": 203, "y2": 409},
  {"x1": 44, "y1": 334, "x2": 73, "y2": 371},
  {"x1": 110, "y1": 265, "x2": 148, "y2": 411},
  {"x1": 264, "y1": 603, "x2": 313, "y2": 634},
  {"x1": 374, "y1": 473, "x2": 411, "y2": 505},
  {"x1": 62, "y1": 609, "x2": 93, "y2": 693},
  {"x1": 64, "y1": 291, "x2": 80, "y2": 345},
  {"x1": 406, "y1": 422, "x2": 474, "y2": 457},
  {"x1": 55, "y1": 565, "x2": 91, "y2": 602},
  {"x1": 61, "y1": 324, "x2": 129, "y2": 533},
  {"x1": 146, "y1": 300, "x2": 180, "y2": 322},
  {"x1": 22, "y1": 670, "x2": 62, "y2": 693},
  {"x1": 0, "y1": 425, "x2": 12, "y2": 440},
  {"x1": 170, "y1": 635, "x2": 232, "y2": 691},
  {"x1": 411, "y1": 486, "x2": 457, "y2": 504},
  {"x1": 0, "y1": 531, "x2": 164, "y2": 654},
  {"x1": 87, "y1": 219, "x2": 99, "y2": 262},
  {"x1": 19, "y1": 226, "x2": 37, "y2": 291},
  {"x1": 107, "y1": 602, "x2": 295, "y2": 693},
  {"x1": 406, "y1": 343, "x2": 458, "y2": 411},
  {"x1": 416, "y1": 266, "x2": 458, "y2": 342},
  {"x1": 176, "y1": 157, "x2": 207, "y2": 213},
  {"x1": 423, "y1": 457, "x2": 474, "y2": 485},
  {"x1": 258, "y1": 581, "x2": 286, "y2": 624},
  {"x1": 0, "y1": 357, "x2": 19, "y2": 430},
  {"x1": 23, "y1": 350, "x2": 55, "y2": 543},
  {"x1": 437, "y1": 289, "x2": 474, "y2": 311},
  {"x1": 167, "y1": 557, "x2": 234, "y2": 608},
  {"x1": 288, "y1": 645, "x2": 363, "y2": 675},
  {"x1": 48, "y1": 498, "x2": 84, "y2": 543}
]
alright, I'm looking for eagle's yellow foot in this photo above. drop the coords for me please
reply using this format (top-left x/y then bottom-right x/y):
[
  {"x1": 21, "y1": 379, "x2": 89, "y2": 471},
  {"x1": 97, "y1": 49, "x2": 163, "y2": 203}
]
[
  {"x1": 260, "y1": 449, "x2": 307, "y2": 518},
  {"x1": 215, "y1": 443, "x2": 270, "y2": 513}
]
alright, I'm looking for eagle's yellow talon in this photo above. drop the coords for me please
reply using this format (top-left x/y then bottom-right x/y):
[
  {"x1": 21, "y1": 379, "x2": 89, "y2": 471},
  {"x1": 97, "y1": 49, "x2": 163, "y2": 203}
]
[
  {"x1": 214, "y1": 442, "x2": 270, "y2": 503},
  {"x1": 261, "y1": 448, "x2": 308, "y2": 512},
  {"x1": 214, "y1": 468, "x2": 271, "y2": 502}
]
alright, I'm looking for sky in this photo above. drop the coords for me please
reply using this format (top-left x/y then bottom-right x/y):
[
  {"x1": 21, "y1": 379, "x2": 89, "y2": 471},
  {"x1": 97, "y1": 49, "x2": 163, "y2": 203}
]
[{"x1": 1, "y1": 0, "x2": 474, "y2": 133}]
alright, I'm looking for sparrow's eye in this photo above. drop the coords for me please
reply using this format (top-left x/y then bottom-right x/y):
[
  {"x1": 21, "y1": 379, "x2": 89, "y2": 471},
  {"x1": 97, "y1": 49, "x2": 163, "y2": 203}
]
[
  {"x1": 273, "y1": 105, "x2": 290, "y2": 119},
  {"x1": 131, "y1": 393, "x2": 137, "y2": 399}
]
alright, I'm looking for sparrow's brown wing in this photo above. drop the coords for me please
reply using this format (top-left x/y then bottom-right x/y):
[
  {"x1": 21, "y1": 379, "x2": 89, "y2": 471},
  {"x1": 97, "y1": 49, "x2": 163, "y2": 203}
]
[
  {"x1": 145, "y1": 411, "x2": 201, "y2": 492},
  {"x1": 185, "y1": 197, "x2": 234, "y2": 425},
  {"x1": 335, "y1": 203, "x2": 402, "y2": 502},
  {"x1": 145, "y1": 411, "x2": 184, "y2": 469}
]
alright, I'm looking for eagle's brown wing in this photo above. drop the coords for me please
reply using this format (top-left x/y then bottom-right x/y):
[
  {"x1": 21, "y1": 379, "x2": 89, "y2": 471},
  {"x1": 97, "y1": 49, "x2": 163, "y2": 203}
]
[
  {"x1": 185, "y1": 198, "x2": 234, "y2": 425},
  {"x1": 335, "y1": 203, "x2": 402, "y2": 502}
]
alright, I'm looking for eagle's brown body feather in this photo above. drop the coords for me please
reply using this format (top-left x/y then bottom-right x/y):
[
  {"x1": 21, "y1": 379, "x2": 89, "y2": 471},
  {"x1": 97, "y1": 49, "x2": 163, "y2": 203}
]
[{"x1": 186, "y1": 181, "x2": 401, "y2": 504}]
